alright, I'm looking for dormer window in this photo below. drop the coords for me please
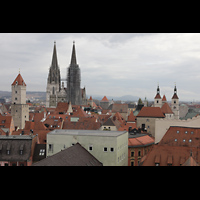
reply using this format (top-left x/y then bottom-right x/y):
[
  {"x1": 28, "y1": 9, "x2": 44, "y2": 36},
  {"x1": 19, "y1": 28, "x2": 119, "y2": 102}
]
[{"x1": 16, "y1": 81, "x2": 18, "y2": 85}]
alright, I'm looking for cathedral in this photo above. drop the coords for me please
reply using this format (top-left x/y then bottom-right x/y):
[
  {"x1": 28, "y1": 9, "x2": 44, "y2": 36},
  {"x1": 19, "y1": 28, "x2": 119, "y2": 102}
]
[{"x1": 46, "y1": 41, "x2": 87, "y2": 107}]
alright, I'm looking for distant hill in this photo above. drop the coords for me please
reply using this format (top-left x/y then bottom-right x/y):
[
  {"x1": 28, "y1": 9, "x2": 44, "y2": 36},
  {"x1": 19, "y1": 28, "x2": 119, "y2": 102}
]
[
  {"x1": 90, "y1": 95, "x2": 141, "y2": 102},
  {"x1": 0, "y1": 91, "x2": 46, "y2": 100}
]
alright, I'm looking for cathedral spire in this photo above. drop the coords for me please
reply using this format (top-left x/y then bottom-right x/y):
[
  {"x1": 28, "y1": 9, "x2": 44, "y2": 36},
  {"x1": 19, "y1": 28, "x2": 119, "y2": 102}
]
[
  {"x1": 51, "y1": 41, "x2": 59, "y2": 68},
  {"x1": 70, "y1": 41, "x2": 77, "y2": 65}
]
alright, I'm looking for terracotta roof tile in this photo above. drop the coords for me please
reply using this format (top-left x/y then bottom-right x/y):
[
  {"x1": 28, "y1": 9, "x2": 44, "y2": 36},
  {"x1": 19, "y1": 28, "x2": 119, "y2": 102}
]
[
  {"x1": 172, "y1": 93, "x2": 179, "y2": 99},
  {"x1": 128, "y1": 135, "x2": 154, "y2": 147},
  {"x1": 154, "y1": 93, "x2": 161, "y2": 99},
  {"x1": 127, "y1": 110, "x2": 136, "y2": 122},
  {"x1": 162, "y1": 95, "x2": 167, "y2": 101},
  {"x1": 141, "y1": 126, "x2": 200, "y2": 166},
  {"x1": 137, "y1": 107, "x2": 165, "y2": 118},
  {"x1": 12, "y1": 73, "x2": 26, "y2": 86},
  {"x1": 101, "y1": 96, "x2": 109, "y2": 102},
  {"x1": 161, "y1": 102, "x2": 174, "y2": 114}
]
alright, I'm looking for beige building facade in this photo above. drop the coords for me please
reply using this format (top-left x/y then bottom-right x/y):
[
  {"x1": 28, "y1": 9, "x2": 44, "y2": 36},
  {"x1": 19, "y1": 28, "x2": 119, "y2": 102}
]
[{"x1": 47, "y1": 129, "x2": 128, "y2": 166}]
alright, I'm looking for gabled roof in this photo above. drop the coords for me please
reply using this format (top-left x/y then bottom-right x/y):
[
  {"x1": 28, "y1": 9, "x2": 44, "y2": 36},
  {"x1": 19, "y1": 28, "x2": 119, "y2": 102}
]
[
  {"x1": 12, "y1": 73, "x2": 26, "y2": 86},
  {"x1": 161, "y1": 102, "x2": 174, "y2": 114},
  {"x1": 137, "y1": 107, "x2": 165, "y2": 118},
  {"x1": 32, "y1": 143, "x2": 103, "y2": 166}
]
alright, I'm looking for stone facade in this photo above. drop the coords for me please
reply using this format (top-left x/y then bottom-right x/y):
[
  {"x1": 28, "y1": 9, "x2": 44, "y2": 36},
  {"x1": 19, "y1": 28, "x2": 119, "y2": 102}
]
[{"x1": 46, "y1": 42, "x2": 86, "y2": 107}]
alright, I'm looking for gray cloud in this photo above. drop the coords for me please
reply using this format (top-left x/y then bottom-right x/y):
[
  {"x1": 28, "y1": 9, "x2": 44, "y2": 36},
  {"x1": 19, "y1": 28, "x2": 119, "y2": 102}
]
[{"x1": 0, "y1": 33, "x2": 200, "y2": 101}]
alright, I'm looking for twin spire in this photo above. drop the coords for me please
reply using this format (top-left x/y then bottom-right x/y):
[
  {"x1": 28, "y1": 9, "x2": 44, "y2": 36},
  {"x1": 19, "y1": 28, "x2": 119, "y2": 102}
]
[
  {"x1": 155, "y1": 84, "x2": 179, "y2": 100},
  {"x1": 51, "y1": 41, "x2": 77, "y2": 68}
]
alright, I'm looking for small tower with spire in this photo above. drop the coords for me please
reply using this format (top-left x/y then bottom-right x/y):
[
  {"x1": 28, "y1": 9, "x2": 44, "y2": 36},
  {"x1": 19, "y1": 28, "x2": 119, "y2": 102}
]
[
  {"x1": 171, "y1": 84, "x2": 179, "y2": 119},
  {"x1": 46, "y1": 41, "x2": 61, "y2": 107},
  {"x1": 11, "y1": 72, "x2": 29, "y2": 129},
  {"x1": 154, "y1": 84, "x2": 162, "y2": 108}
]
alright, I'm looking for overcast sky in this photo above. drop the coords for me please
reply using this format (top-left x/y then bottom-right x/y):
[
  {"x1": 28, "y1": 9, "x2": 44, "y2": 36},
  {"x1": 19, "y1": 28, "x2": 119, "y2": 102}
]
[{"x1": 0, "y1": 33, "x2": 200, "y2": 101}]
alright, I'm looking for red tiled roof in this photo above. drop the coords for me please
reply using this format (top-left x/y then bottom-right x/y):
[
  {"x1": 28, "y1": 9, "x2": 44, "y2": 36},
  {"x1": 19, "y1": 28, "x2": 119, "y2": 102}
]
[
  {"x1": 62, "y1": 117, "x2": 101, "y2": 130},
  {"x1": 172, "y1": 93, "x2": 179, "y2": 99},
  {"x1": 162, "y1": 95, "x2": 167, "y2": 101},
  {"x1": 118, "y1": 122, "x2": 136, "y2": 131},
  {"x1": 141, "y1": 145, "x2": 198, "y2": 166},
  {"x1": 154, "y1": 93, "x2": 161, "y2": 99},
  {"x1": 12, "y1": 73, "x2": 26, "y2": 86},
  {"x1": 137, "y1": 107, "x2": 165, "y2": 118},
  {"x1": 141, "y1": 126, "x2": 200, "y2": 166},
  {"x1": 101, "y1": 96, "x2": 109, "y2": 102},
  {"x1": 128, "y1": 135, "x2": 154, "y2": 147},
  {"x1": 161, "y1": 102, "x2": 174, "y2": 114},
  {"x1": 127, "y1": 110, "x2": 136, "y2": 122}
]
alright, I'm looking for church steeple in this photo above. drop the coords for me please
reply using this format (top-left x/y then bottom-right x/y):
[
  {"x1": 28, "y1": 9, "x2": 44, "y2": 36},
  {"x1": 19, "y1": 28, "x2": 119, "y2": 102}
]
[
  {"x1": 172, "y1": 84, "x2": 179, "y2": 99},
  {"x1": 47, "y1": 41, "x2": 61, "y2": 86},
  {"x1": 70, "y1": 41, "x2": 77, "y2": 66},
  {"x1": 46, "y1": 42, "x2": 61, "y2": 108},
  {"x1": 51, "y1": 41, "x2": 59, "y2": 69}
]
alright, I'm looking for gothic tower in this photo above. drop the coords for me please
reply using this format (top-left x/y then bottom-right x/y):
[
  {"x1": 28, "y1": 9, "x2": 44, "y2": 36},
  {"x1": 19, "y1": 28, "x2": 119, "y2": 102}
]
[
  {"x1": 66, "y1": 41, "x2": 82, "y2": 105},
  {"x1": 46, "y1": 42, "x2": 61, "y2": 107},
  {"x1": 171, "y1": 85, "x2": 179, "y2": 119},
  {"x1": 11, "y1": 72, "x2": 29, "y2": 129},
  {"x1": 154, "y1": 85, "x2": 162, "y2": 108}
]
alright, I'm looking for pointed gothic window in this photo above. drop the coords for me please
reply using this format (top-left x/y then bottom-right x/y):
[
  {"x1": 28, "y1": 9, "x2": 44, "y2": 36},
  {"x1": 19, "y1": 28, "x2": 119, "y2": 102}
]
[{"x1": 53, "y1": 87, "x2": 55, "y2": 95}]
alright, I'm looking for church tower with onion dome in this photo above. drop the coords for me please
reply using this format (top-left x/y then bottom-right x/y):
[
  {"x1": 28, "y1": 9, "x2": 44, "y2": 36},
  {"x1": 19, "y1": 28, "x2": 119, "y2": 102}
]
[{"x1": 171, "y1": 84, "x2": 179, "y2": 119}]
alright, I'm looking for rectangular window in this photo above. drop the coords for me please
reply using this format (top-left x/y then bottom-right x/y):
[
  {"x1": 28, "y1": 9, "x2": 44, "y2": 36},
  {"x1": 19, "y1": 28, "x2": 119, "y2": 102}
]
[
  {"x1": 48, "y1": 144, "x2": 53, "y2": 153},
  {"x1": 39, "y1": 149, "x2": 45, "y2": 156},
  {"x1": 89, "y1": 146, "x2": 93, "y2": 151},
  {"x1": 131, "y1": 151, "x2": 134, "y2": 157},
  {"x1": 110, "y1": 147, "x2": 114, "y2": 152},
  {"x1": 104, "y1": 147, "x2": 107, "y2": 152}
]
